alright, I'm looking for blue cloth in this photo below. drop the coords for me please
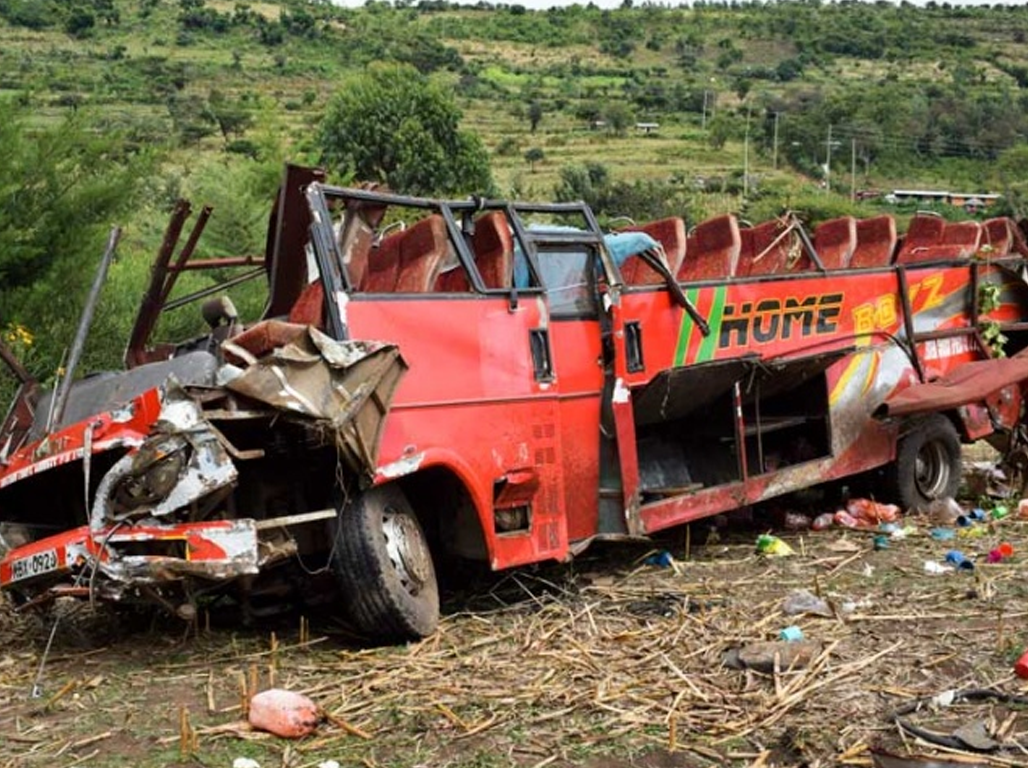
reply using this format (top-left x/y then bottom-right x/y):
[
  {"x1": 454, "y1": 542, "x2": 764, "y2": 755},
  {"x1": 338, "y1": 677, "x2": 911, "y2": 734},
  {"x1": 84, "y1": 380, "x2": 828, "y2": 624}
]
[{"x1": 512, "y1": 227, "x2": 661, "y2": 289}]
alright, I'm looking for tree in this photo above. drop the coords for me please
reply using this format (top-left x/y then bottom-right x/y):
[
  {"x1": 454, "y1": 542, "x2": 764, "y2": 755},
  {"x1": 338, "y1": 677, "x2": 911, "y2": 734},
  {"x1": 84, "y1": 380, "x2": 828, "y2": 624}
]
[
  {"x1": 0, "y1": 103, "x2": 155, "y2": 381},
  {"x1": 604, "y1": 102, "x2": 633, "y2": 137},
  {"x1": 524, "y1": 147, "x2": 545, "y2": 172},
  {"x1": 318, "y1": 63, "x2": 493, "y2": 196},
  {"x1": 996, "y1": 144, "x2": 1028, "y2": 219},
  {"x1": 528, "y1": 101, "x2": 544, "y2": 133}
]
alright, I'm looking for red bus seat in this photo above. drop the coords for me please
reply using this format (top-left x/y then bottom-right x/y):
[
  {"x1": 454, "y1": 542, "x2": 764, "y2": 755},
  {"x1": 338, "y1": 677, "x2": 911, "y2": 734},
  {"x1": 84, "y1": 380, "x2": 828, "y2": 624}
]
[
  {"x1": 982, "y1": 217, "x2": 1014, "y2": 258},
  {"x1": 850, "y1": 215, "x2": 897, "y2": 269},
  {"x1": 619, "y1": 217, "x2": 686, "y2": 285},
  {"x1": 812, "y1": 216, "x2": 857, "y2": 270},
  {"x1": 678, "y1": 214, "x2": 740, "y2": 282},
  {"x1": 934, "y1": 220, "x2": 983, "y2": 259},
  {"x1": 364, "y1": 214, "x2": 449, "y2": 293},
  {"x1": 896, "y1": 213, "x2": 946, "y2": 264},
  {"x1": 736, "y1": 219, "x2": 795, "y2": 277}
]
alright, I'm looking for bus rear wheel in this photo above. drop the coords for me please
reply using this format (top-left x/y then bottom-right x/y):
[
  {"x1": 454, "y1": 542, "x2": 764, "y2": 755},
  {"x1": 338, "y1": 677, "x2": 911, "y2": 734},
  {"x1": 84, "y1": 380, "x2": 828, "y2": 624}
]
[{"x1": 885, "y1": 414, "x2": 962, "y2": 511}]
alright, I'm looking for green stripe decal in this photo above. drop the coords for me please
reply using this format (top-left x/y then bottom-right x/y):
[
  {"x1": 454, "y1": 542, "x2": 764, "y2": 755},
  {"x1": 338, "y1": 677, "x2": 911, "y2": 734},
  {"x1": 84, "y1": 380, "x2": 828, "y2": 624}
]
[
  {"x1": 696, "y1": 286, "x2": 726, "y2": 363},
  {"x1": 673, "y1": 288, "x2": 700, "y2": 366}
]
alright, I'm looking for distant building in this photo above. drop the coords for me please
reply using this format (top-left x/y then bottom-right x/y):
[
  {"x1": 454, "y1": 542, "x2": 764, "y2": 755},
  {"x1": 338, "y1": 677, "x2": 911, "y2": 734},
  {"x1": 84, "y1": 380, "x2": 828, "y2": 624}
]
[
  {"x1": 635, "y1": 122, "x2": 660, "y2": 134},
  {"x1": 885, "y1": 189, "x2": 1001, "y2": 212}
]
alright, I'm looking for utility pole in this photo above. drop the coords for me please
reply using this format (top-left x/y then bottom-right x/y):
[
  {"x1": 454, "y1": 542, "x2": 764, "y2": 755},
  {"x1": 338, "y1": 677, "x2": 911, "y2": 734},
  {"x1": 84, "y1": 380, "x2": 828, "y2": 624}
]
[
  {"x1": 772, "y1": 111, "x2": 780, "y2": 170},
  {"x1": 850, "y1": 138, "x2": 857, "y2": 203},
  {"x1": 702, "y1": 91, "x2": 708, "y2": 129},
  {"x1": 825, "y1": 125, "x2": 834, "y2": 194},
  {"x1": 743, "y1": 104, "x2": 751, "y2": 197}
]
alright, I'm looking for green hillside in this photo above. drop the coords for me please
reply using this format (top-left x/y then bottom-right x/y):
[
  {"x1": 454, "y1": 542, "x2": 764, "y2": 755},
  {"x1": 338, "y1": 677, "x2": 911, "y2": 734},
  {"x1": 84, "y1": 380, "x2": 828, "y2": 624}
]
[{"x1": 2, "y1": 0, "x2": 1028, "y2": 382}]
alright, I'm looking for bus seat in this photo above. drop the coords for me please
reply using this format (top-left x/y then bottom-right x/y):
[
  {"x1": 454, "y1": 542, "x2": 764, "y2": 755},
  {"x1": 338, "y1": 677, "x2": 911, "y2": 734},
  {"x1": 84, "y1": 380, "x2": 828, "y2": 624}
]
[
  {"x1": 850, "y1": 215, "x2": 897, "y2": 269},
  {"x1": 678, "y1": 214, "x2": 740, "y2": 282}
]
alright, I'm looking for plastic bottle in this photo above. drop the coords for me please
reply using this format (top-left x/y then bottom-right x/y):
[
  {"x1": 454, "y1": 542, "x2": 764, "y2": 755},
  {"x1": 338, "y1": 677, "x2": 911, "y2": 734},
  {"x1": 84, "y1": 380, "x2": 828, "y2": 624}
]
[
  {"x1": 782, "y1": 589, "x2": 832, "y2": 617},
  {"x1": 811, "y1": 513, "x2": 834, "y2": 531},
  {"x1": 944, "y1": 549, "x2": 975, "y2": 570},
  {"x1": 991, "y1": 505, "x2": 1010, "y2": 521}
]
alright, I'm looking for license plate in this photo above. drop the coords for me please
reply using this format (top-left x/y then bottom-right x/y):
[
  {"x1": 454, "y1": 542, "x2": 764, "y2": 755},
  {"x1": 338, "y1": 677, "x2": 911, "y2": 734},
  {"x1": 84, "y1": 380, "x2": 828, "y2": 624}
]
[{"x1": 10, "y1": 549, "x2": 60, "y2": 583}]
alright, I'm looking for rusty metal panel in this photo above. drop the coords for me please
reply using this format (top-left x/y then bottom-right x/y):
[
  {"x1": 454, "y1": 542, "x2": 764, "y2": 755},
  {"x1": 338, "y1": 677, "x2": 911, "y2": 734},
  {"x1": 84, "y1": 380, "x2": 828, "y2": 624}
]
[{"x1": 877, "y1": 351, "x2": 1028, "y2": 417}]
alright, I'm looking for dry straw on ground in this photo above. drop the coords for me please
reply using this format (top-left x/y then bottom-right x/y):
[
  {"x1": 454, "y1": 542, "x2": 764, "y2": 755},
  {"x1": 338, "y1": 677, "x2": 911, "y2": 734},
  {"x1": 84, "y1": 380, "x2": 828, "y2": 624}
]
[{"x1": 3, "y1": 506, "x2": 1028, "y2": 767}]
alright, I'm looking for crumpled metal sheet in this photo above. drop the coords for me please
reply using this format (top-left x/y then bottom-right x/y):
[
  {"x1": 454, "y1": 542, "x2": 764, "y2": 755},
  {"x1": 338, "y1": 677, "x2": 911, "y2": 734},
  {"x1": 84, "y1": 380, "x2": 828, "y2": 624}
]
[
  {"x1": 97, "y1": 519, "x2": 259, "y2": 584},
  {"x1": 225, "y1": 326, "x2": 406, "y2": 475},
  {"x1": 877, "y1": 351, "x2": 1028, "y2": 417},
  {"x1": 90, "y1": 380, "x2": 237, "y2": 530}
]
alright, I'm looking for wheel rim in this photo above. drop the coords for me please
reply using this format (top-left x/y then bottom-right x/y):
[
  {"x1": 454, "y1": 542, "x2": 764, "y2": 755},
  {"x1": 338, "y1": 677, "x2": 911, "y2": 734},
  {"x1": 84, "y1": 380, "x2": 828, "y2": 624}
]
[
  {"x1": 915, "y1": 439, "x2": 951, "y2": 499},
  {"x1": 381, "y1": 505, "x2": 431, "y2": 597}
]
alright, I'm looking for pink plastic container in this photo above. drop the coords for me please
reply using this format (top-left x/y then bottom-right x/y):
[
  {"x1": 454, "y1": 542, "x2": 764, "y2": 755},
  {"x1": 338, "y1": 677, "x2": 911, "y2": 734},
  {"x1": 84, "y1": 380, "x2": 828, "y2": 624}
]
[{"x1": 248, "y1": 689, "x2": 320, "y2": 738}]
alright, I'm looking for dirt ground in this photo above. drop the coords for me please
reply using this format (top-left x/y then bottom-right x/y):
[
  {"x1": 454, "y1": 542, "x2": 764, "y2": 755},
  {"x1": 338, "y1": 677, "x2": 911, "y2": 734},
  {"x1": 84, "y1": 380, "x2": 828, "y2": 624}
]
[{"x1": 4, "y1": 459, "x2": 1028, "y2": 768}]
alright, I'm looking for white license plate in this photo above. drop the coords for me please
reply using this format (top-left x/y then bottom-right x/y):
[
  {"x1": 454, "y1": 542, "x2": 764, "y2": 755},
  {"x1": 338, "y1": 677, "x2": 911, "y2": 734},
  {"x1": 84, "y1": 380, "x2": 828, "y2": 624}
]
[{"x1": 10, "y1": 549, "x2": 60, "y2": 583}]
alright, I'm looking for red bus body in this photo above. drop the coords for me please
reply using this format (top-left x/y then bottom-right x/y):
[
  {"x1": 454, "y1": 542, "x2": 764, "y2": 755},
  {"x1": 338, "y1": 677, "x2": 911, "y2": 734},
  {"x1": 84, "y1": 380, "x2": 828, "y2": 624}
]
[{"x1": 2, "y1": 166, "x2": 1027, "y2": 637}]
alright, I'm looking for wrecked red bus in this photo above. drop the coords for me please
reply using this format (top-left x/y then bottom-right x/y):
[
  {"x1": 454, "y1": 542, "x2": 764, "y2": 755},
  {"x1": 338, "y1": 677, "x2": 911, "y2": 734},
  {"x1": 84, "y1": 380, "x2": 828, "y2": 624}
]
[{"x1": 3, "y1": 165, "x2": 1028, "y2": 641}]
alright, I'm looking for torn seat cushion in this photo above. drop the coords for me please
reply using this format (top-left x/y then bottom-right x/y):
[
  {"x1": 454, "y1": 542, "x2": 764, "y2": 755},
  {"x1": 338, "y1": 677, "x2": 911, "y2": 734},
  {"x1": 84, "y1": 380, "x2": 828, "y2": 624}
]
[{"x1": 224, "y1": 320, "x2": 310, "y2": 365}]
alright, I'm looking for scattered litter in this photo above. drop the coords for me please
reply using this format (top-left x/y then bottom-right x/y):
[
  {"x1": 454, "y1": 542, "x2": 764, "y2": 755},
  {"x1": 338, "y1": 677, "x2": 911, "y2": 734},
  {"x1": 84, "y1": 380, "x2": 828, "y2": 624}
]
[
  {"x1": 233, "y1": 760, "x2": 261, "y2": 768},
  {"x1": 944, "y1": 550, "x2": 974, "y2": 571},
  {"x1": 956, "y1": 526, "x2": 986, "y2": 539},
  {"x1": 968, "y1": 508, "x2": 987, "y2": 522},
  {"x1": 756, "y1": 534, "x2": 795, "y2": 557},
  {"x1": 783, "y1": 512, "x2": 812, "y2": 530},
  {"x1": 725, "y1": 640, "x2": 824, "y2": 673},
  {"x1": 929, "y1": 528, "x2": 955, "y2": 541},
  {"x1": 812, "y1": 512, "x2": 834, "y2": 531},
  {"x1": 779, "y1": 625, "x2": 805, "y2": 642},
  {"x1": 889, "y1": 688, "x2": 1028, "y2": 754},
  {"x1": 927, "y1": 497, "x2": 963, "y2": 526},
  {"x1": 951, "y1": 720, "x2": 998, "y2": 751},
  {"x1": 1019, "y1": 498, "x2": 1028, "y2": 518},
  {"x1": 923, "y1": 561, "x2": 953, "y2": 575},
  {"x1": 987, "y1": 542, "x2": 1014, "y2": 563},
  {"x1": 834, "y1": 509, "x2": 859, "y2": 528},
  {"x1": 991, "y1": 505, "x2": 1010, "y2": 520},
  {"x1": 847, "y1": 498, "x2": 901, "y2": 525},
  {"x1": 318, "y1": 762, "x2": 341, "y2": 768},
  {"x1": 248, "y1": 689, "x2": 320, "y2": 739},
  {"x1": 890, "y1": 525, "x2": 916, "y2": 540},
  {"x1": 782, "y1": 589, "x2": 833, "y2": 617},
  {"x1": 873, "y1": 535, "x2": 889, "y2": 551},
  {"x1": 861, "y1": 563, "x2": 875, "y2": 577},
  {"x1": 644, "y1": 550, "x2": 674, "y2": 568},
  {"x1": 1015, "y1": 650, "x2": 1028, "y2": 679}
]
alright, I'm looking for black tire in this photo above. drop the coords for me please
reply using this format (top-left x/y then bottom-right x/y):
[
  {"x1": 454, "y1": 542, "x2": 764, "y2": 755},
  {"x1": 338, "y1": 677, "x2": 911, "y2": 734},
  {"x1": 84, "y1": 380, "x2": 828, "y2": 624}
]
[
  {"x1": 884, "y1": 414, "x2": 962, "y2": 510},
  {"x1": 331, "y1": 484, "x2": 439, "y2": 642}
]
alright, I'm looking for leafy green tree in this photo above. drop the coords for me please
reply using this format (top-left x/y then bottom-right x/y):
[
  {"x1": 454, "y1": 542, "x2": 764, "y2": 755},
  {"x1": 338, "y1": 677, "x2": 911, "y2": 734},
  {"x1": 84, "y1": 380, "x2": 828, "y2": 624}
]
[
  {"x1": 996, "y1": 144, "x2": 1028, "y2": 219},
  {"x1": 0, "y1": 103, "x2": 156, "y2": 379},
  {"x1": 318, "y1": 63, "x2": 493, "y2": 196},
  {"x1": 604, "y1": 102, "x2": 633, "y2": 137},
  {"x1": 524, "y1": 147, "x2": 544, "y2": 172},
  {"x1": 528, "y1": 101, "x2": 543, "y2": 133},
  {"x1": 207, "y1": 89, "x2": 254, "y2": 142}
]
